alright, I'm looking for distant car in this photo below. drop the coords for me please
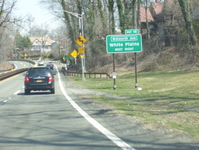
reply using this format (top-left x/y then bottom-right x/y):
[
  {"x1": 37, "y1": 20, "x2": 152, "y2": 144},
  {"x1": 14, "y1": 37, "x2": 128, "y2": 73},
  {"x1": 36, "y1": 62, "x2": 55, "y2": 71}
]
[
  {"x1": 24, "y1": 67, "x2": 55, "y2": 94},
  {"x1": 38, "y1": 61, "x2": 44, "y2": 66},
  {"x1": 46, "y1": 62, "x2": 54, "y2": 70}
]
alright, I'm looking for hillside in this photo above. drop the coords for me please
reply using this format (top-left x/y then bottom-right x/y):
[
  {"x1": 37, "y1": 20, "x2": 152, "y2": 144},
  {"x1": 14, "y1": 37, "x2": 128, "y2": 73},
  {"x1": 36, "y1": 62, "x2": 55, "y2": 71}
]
[
  {"x1": 90, "y1": 46, "x2": 199, "y2": 74},
  {"x1": 1, "y1": 46, "x2": 198, "y2": 73}
]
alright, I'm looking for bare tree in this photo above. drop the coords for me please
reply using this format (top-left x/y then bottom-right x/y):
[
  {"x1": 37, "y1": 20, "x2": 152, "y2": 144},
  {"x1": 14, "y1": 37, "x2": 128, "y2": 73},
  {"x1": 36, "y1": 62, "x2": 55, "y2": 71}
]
[
  {"x1": 116, "y1": 0, "x2": 125, "y2": 33},
  {"x1": 0, "y1": 0, "x2": 17, "y2": 62},
  {"x1": 40, "y1": 0, "x2": 199, "y2": 71},
  {"x1": 0, "y1": 0, "x2": 17, "y2": 27},
  {"x1": 178, "y1": 0, "x2": 198, "y2": 46},
  {"x1": 132, "y1": 0, "x2": 137, "y2": 28}
]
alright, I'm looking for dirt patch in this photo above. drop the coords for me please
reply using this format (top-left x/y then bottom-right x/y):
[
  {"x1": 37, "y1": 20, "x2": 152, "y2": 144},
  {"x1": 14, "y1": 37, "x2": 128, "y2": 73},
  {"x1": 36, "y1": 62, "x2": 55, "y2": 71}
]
[{"x1": 0, "y1": 62, "x2": 14, "y2": 71}]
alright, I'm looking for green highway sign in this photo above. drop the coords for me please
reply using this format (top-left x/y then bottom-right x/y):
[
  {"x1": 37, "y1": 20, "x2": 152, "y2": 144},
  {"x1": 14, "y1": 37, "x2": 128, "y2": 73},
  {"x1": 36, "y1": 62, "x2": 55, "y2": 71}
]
[
  {"x1": 125, "y1": 29, "x2": 139, "y2": 35},
  {"x1": 64, "y1": 55, "x2": 74, "y2": 60},
  {"x1": 106, "y1": 34, "x2": 142, "y2": 53}
]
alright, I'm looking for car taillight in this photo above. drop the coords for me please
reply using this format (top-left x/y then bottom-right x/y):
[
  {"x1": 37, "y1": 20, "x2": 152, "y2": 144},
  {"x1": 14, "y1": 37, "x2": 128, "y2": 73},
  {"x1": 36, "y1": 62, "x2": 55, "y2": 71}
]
[
  {"x1": 48, "y1": 76, "x2": 54, "y2": 82},
  {"x1": 25, "y1": 76, "x2": 30, "y2": 82}
]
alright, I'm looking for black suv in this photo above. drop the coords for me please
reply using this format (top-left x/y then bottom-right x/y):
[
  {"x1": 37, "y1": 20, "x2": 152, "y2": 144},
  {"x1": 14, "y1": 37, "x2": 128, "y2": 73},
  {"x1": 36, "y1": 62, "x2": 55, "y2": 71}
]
[{"x1": 24, "y1": 67, "x2": 55, "y2": 94}]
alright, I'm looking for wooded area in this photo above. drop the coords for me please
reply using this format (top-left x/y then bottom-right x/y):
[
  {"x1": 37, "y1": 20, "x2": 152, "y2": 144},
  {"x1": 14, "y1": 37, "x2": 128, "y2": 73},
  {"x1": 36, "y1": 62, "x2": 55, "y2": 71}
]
[{"x1": 0, "y1": 0, "x2": 199, "y2": 72}]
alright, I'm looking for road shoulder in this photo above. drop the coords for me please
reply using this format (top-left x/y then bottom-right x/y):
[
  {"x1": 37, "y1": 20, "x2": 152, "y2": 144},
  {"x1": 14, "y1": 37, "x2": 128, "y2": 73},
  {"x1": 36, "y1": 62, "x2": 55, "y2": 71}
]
[{"x1": 60, "y1": 72, "x2": 199, "y2": 150}]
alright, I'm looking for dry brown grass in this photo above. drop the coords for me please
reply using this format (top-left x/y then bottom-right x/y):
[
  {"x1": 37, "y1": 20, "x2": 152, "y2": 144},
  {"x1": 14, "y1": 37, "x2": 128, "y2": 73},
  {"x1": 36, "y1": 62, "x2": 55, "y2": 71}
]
[
  {"x1": 0, "y1": 62, "x2": 14, "y2": 71},
  {"x1": 90, "y1": 46, "x2": 199, "y2": 73}
]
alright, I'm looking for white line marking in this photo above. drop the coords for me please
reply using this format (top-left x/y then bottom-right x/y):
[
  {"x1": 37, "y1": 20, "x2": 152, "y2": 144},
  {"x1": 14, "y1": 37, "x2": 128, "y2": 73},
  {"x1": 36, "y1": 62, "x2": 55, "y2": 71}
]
[
  {"x1": 14, "y1": 64, "x2": 18, "y2": 70},
  {"x1": 56, "y1": 65, "x2": 135, "y2": 150},
  {"x1": 3, "y1": 97, "x2": 12, "y2": 103},
  {"x1": 14, "y1": 90, "x2": 21, "y2": 95}
]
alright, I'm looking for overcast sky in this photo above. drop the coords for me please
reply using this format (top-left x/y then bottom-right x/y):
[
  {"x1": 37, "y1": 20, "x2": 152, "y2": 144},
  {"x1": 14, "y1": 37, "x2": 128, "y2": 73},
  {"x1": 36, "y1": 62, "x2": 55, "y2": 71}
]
[{"x1": 14, "y1": 0, "x2": 59, "y2": 32}]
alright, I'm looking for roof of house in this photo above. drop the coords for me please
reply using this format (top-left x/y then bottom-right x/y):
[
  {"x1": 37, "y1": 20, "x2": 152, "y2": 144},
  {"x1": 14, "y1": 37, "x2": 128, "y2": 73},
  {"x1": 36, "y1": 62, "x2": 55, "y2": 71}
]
[
  {"x1": 151, "y1": 1, "x2": 164, "y2": 16},
  {"x1": 150, "y1": 1, "x2": 164, "y2": 21},
  {"x1": 29, "y1": 37, "x2": 56, "y2": 46},
  {"x1": 140, "y1": 7, "x2": 154, "y2": 22}
]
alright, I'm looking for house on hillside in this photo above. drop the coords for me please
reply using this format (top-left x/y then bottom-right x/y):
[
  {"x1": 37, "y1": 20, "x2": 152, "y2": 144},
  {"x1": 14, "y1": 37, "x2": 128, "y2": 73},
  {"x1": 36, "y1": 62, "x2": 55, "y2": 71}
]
[
  {"x1": 139, "y1": 0, "x2": 175, "y2": 41},
  {"x1": 29, "y1": 37, "x2": 56, "y2": 53},
  {"x1": 149, "y1": 0, "x2": 165, "y2": 40},
  {"x1": 139, "y1": 6, "x2": 155, "y2": 35},
  {"x1": 150, "y1": 0, "x2": 164, "y2": 22},
  {"x1": 150, "y1": 0, "x2": 184, "y2": 46}
]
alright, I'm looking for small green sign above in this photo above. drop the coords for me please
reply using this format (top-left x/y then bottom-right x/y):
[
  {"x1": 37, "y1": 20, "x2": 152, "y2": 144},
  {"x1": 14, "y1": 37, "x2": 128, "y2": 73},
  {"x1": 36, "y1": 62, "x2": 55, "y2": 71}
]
[
  {"x1": 125, "y1": 29, "x2": 139, "y2": 35},
  {"x1": 106, "y1": 34, "x2": 142, "y2": 53}
]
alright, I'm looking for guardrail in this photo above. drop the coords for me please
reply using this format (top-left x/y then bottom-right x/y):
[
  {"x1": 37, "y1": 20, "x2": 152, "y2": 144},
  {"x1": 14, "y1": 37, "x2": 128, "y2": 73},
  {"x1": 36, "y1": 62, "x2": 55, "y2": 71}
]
[
  {"x1": 0, "y1": 68, "x2": 28, "y2": 81},
  {"x1": 9, "y1": 58, "x2": 35, "y2": 65},
  {"x1": 62, "y1": 67, "x2": 111, "y2": 78}
]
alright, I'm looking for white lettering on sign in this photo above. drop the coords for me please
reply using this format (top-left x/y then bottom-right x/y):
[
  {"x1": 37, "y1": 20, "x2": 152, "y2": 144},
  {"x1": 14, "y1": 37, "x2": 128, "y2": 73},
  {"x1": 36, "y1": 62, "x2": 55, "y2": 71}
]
[
  {"x1": 129, "y1": 36, "x2": 138, "y2": 41},
  {"x1": 115, "y1": 48, "x2": 123, "y2": 51},
  {"x1": 125, "y1": 42, "x2": 139, "y2": 46},
  {"x1": 111, "y1": 37, "x2": 128, "y2": 42},
  {"x1": 110, "y1": 36, "x2": 138, "y2": 42},
  {"x1": 110, "y1": 43, "x2": 123, "y2": 47},
  {"x1": 125, "y1": 47, "x2": 134, "y2": 51}
]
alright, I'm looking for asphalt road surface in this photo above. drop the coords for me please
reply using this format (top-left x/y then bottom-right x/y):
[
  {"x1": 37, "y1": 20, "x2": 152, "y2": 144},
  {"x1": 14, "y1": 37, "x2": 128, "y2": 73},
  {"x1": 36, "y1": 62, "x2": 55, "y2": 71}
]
[
  {"x1": 0, "y1": 64, "x2": 198, "y2": 150},
  {"x1": 11, "y1": 61, "x2": 34, "y2": 70}
]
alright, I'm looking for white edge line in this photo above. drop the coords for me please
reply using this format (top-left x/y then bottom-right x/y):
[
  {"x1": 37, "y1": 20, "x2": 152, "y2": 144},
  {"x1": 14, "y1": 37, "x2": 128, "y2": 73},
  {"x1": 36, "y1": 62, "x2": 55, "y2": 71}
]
[
  {"x1": 56, "y1": 65, "x2": 135, "y2": 150},
  {"x1": 14, "y1": 63, "x2": 17, "y2": 70},
  {"x1": 14, "y1": 90, "x2": 21, "y2": 95}
]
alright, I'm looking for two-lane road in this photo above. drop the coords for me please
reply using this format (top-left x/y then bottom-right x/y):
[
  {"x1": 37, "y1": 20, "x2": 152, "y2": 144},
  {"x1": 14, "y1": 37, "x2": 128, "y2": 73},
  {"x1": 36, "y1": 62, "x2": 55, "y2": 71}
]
[
  {"x1": 0, "y1": 64, "x2": 198, "y2": 150},
  {"x1": 0, "y1": 67, "x2": 133, "y2": 150}
]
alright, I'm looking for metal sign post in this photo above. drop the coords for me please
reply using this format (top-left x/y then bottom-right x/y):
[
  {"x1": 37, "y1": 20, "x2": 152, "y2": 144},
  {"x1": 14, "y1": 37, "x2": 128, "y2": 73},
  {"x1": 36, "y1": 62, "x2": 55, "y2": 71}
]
[
  {"x1": 113, "y1": 53, "x2": 116, "y2": 90},
  {"x1": 134, "y1": 53, "x2": 138, "y2": 88},
  {"x1": 75, "y1": 35, "x2": 87, "y2": 81},
  {"x1": 106, "y1": 31, "x2": 142, "y2": 90}
]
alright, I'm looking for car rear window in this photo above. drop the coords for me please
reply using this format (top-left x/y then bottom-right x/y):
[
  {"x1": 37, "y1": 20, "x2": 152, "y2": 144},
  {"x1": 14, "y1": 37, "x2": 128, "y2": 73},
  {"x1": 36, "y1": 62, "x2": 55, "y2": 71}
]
[{"x1": 27, "y1": 68, "x2": 52, "y2": 76}]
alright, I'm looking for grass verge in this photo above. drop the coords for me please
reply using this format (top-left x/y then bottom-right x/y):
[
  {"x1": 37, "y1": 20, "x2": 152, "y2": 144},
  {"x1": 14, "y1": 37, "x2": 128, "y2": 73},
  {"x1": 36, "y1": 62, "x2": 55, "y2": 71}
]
[{"x1": 67, "y1": 71, "x2": 199, "y2": 140}]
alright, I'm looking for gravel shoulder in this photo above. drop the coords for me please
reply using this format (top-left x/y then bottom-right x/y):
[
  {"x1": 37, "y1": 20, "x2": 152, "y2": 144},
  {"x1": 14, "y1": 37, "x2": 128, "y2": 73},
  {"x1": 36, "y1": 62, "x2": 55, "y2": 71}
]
[{"x1": 60, "y1": 71, "x2": 199, "y2": 150}]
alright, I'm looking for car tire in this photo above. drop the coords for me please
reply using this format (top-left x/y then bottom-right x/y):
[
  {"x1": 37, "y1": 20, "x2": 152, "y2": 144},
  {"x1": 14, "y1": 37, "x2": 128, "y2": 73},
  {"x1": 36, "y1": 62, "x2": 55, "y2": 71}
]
[
  {"x1": 50, "y1": 88, "x2": 55, "y2": 94},
  {"x1": 25, "y1": 89, "x2": 30, "y2": 95}
]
